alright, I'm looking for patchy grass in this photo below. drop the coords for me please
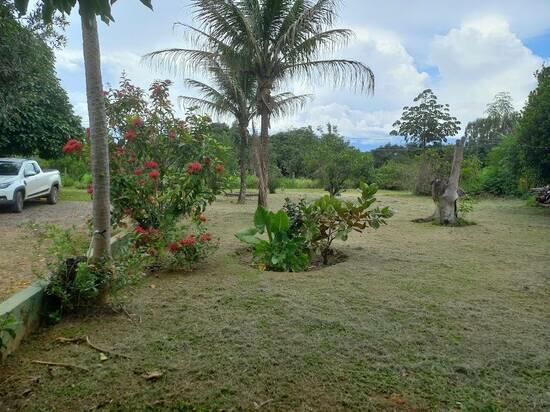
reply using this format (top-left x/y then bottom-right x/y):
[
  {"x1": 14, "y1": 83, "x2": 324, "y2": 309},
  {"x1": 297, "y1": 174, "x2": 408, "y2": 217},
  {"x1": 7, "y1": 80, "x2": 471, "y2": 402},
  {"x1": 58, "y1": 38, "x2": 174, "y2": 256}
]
[
  {"x1": 1, "y1": 191, "x2": 549, "y2": 411},
  {"x1": 59, "y1": 188, "x2": 90, "y2": 202}
]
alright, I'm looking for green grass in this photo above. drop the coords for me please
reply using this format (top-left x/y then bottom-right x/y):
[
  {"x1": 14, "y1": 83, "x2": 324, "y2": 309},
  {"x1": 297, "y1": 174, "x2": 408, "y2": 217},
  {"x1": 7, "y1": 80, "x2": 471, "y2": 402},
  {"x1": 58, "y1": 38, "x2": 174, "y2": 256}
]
[
  {"x1": 1, "y1": 191, "x2": 549, "y2": 411},
  {"x1": 59, "y1": 188, "x2": 90, "y2": 202}
]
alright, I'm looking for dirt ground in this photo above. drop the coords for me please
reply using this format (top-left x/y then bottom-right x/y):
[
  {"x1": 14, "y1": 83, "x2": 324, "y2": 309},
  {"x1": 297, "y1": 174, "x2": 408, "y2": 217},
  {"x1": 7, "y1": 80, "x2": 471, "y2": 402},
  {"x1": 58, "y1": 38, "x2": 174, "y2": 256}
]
[
  {"x1": 0, "y1": 199, "x2": 91, "y2": 301},
  {"x1": 1, "y1": 191, "x2": 549, "y2": 411}
]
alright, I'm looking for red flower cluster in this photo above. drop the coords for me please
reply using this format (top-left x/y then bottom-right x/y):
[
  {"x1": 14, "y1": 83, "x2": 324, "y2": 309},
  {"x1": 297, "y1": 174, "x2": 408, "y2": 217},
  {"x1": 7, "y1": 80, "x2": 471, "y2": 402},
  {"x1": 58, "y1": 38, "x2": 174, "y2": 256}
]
[
  {"x1": 86, "y1": 184, "x2": 93, "y2": 194},
  {"x1": 179, "y1": 234, "x2": 196, "y2": 247},
  {"x1": 125, "y1": 128, "x2": 137, "y2": 140},
  {"x1": 134, "y1": 168, "x2": 142, "y2": 176},
  {"x1": 187, "y1": 162, "x2": 202, "y2": 174},
  {"x1": 62, "y1": 139, "x2": 83, "y2": 154},
  {"x1": 131, "y1": 117, "x2": 144, "y2": 127},
  {"x1": 149, "y1": 170, "x2": 160, "y2": 179},
  {"x1": 199, "y1": 233, "x2": 213, "y2": 242},
  {"x1": 145, "y1": 160, "x2": 158, "y2": 169},
  {"x1": 215, "y1": 164, "x2": 225, "y2": 174},
  {"x1": 135, "y1": 225, "x2": 160, "y2": 237},
  {"x1": 168, "y1": 242, "x2": 180, "y2": 252}
]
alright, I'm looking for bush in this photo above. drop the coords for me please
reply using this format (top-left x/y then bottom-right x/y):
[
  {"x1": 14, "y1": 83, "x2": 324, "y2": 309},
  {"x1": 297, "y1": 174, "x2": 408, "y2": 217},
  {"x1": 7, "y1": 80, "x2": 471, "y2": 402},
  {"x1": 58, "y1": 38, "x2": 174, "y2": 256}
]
[
  {"x1": 278, "y1": 177, "x2": 322, "y2": 189},
  {"x1": 0, "y1": 314, "x2": 18, "y2": 352},
  {"x1": 236, "y1": 207, "x2": 310, "y2": 272},
  {"x1": 375, "y1": 159, "x2": 416, "y2": 191},
  {"x1": 237, "y1": 183, "x2": 393, "y2": 270}
]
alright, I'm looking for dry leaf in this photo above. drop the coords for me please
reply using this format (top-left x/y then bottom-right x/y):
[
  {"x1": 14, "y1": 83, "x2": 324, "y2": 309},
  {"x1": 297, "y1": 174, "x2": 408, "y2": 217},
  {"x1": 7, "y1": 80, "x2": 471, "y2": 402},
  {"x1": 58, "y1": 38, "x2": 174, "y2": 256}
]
[
  {"x1": 149, "y1": 284, "x2": 156, "y2": 289},
  {"x1": 99, "y1": 353, "x2": 108, "y2": 362},
  {"x1": 142, "y1": 371, "x2": 163, "y2": 381}
]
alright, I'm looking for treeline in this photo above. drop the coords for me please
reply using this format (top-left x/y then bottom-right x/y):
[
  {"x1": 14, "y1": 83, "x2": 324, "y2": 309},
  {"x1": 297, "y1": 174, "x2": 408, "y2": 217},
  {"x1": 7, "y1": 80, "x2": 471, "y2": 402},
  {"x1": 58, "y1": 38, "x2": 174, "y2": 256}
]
[{"x1": 217, "y1": 67, "x2": 549, "y2": 198}]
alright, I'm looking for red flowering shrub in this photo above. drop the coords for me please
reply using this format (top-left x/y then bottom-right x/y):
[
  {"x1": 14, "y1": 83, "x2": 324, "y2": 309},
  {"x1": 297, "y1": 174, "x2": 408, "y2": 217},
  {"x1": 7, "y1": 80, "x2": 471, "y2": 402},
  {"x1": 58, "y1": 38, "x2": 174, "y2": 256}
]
[
  {"x1": 187, "y1": 162, "x2": 202, "y2": 174},
  {"x1": 106, "y1": 76, "x2": 227, "y2": 270},
  {"x1": 63, "y1": 139, "x2": 83, "y2": 154}
]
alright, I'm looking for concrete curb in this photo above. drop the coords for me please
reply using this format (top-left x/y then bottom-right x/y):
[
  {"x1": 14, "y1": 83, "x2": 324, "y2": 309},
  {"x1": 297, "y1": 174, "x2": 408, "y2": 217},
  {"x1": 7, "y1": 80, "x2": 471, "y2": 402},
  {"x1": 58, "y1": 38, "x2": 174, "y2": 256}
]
[{"x1": 0, "y1": 233, "x2": 129, "y2": 360}]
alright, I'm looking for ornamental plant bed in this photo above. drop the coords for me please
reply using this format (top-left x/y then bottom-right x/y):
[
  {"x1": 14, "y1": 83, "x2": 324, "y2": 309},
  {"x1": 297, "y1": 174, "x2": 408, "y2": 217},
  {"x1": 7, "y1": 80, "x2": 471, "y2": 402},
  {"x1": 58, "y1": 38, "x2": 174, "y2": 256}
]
[{"x1": 236, "y1": 183, "x2": 393, "y2": 272}]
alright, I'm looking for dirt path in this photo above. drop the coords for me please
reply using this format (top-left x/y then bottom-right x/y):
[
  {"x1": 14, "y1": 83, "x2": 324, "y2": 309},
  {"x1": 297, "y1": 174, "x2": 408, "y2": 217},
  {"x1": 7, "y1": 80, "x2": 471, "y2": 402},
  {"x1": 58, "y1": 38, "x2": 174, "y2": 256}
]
[{"x1": 0, "y1": 200, "x2": 91, "y2": 301}]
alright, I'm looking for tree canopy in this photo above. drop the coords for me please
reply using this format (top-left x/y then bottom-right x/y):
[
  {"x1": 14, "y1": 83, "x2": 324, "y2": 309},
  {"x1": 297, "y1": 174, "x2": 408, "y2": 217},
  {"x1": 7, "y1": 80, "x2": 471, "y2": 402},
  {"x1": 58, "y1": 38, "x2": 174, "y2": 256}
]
[
  {"x1": 0, "y1": 1, "x2": 81, "y2": 158},
  {"x1": 390, "y1": 89, "x2": 461, "y2": 148},
  {"x1": 517, "y1": 66, "x2": 550, "y2": 183}
]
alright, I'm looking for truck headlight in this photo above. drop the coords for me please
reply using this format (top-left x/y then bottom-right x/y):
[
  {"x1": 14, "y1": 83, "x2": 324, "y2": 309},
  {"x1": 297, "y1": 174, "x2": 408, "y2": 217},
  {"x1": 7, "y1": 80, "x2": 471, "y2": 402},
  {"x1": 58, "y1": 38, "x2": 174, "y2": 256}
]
[{"x1": 0, "y1": 182, "x2": 13, "y2": 189}]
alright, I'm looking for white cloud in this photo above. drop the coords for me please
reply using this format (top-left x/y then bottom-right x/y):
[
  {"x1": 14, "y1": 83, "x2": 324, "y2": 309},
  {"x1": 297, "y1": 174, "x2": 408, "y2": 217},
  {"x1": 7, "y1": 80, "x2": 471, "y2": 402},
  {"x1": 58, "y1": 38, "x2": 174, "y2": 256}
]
[
  {"x1": 55, "y1": 48, "x2": 83, "y2": 72},
  {"x1": 429, "y1": 16, "x2": 544, "y2": 127},
  {"x1": 272, "y1": 27, "x2": 429, "y2": 144}
]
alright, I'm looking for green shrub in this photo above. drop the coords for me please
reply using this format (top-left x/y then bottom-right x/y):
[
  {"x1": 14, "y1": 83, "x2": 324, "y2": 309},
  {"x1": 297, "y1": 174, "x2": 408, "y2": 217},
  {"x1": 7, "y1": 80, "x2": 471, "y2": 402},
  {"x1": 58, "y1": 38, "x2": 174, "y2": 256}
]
[
  {"x1": 236, "y1": 207, "x2": 310, "y2": 272},
  {"x1": 0, "y1": 314, "x2": 18, "y2": 352},
  {"x1": 62, "y1": 175, "x2": 76, "y2": 187},
  {"x1": 294, "y1": 183, "x2": 393, "y2": 264},
  {"x1": 237, "y1": 183, "x2": 394, "y2": 270},
  {"x1": 375, "y1": 159, "x2": 416, "y2": 191}
]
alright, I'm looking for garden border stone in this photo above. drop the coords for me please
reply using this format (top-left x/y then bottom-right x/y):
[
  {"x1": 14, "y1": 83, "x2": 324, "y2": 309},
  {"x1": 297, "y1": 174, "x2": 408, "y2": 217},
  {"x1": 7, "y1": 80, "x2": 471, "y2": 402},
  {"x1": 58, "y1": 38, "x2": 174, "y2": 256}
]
[{"x1": 0, "y1": 232, "x2": 128, "y2": 360}]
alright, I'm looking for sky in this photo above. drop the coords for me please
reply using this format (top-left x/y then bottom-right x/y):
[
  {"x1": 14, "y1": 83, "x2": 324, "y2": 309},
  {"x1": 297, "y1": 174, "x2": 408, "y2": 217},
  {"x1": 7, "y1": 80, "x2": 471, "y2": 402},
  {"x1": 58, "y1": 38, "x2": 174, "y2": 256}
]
[{"x1": 54, "y1": 0, "x2": 550, "y2": 151}]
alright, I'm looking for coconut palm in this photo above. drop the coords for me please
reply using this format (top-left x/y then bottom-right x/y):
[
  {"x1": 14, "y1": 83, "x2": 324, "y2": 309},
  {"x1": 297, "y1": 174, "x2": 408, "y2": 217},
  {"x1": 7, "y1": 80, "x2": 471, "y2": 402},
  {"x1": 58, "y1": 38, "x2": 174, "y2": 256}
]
[
  {"x1": 177, "y1": 57, "x2": 309, "y2": 203},
  {"x1": 187, "y1": 0, "x2": 375, "y2": 207},
  {"x1": 14, "y1": 0, "x2": 153, "y2": 261}
]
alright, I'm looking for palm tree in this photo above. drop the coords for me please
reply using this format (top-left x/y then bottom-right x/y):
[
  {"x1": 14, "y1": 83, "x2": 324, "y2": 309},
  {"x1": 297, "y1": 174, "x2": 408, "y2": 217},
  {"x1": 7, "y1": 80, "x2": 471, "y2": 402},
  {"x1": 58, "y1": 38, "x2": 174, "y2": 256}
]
[
  {"x1": 189, "y1": 0, "x2": 375, "y2": 207},
  {"x1": 176, "y1": 57, "x2": 308, "y2": 203},
  {"x1": 14, "y1": 0, "x2": 153, "y2": 262}
]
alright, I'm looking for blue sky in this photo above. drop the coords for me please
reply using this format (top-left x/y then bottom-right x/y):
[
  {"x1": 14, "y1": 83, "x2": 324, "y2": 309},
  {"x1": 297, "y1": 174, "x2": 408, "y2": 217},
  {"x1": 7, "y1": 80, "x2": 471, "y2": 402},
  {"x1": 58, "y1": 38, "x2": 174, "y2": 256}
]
[{"x1": 54, "y1": 0, "x2": 550, "y2": 151}]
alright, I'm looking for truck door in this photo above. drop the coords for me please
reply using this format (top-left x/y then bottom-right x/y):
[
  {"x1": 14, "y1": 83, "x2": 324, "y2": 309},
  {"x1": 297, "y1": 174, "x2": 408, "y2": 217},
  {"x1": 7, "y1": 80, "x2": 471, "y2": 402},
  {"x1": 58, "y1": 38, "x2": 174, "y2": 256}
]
[{"x1": 22, "y1": 162, "x2": 41, "y2": 198}]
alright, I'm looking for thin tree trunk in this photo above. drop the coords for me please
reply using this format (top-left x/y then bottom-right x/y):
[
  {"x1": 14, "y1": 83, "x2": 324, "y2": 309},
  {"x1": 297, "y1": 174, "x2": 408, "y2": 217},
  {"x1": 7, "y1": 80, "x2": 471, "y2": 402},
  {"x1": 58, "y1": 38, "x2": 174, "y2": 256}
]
[
  {"x1": 438, "y1": 137, "x2": 465, "y2": 224},
  {"x1": 257, "y1": 111, "x2": 269, "y2": 207},
  {"x1": 81, "y1": 17, "x2": 111, "y2": 261},
  {"x1": 237, "y1": 123, "x2": 248, "y2": 204}
]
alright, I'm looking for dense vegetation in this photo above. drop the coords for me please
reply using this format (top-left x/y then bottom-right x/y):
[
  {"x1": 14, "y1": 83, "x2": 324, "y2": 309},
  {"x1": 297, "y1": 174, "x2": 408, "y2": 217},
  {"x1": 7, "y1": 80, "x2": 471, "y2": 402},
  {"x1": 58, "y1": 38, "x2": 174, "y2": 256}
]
[{"x1": 0, "y1": 1, "x2": 82, "y2": 158}]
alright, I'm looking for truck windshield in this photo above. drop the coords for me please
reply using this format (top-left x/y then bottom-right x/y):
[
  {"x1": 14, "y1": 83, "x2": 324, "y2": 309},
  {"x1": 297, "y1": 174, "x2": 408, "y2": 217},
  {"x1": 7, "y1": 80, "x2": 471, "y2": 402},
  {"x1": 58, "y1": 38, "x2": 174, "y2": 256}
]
[{"x1": 0, "y1": 161, "x2": 22, "y2": 176}]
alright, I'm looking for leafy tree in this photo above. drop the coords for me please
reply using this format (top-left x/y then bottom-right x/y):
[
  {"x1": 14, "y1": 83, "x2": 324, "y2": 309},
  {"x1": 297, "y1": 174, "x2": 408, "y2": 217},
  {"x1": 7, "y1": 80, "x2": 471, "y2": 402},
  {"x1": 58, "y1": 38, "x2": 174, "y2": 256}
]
[
  {"x1": 15, "y1": 0, "x2": 153, "y2": 263},
  {"x1": 270, "y1": 127, "x2": 318, "y2": 178},
  {"x1": 0, "y1": 3, "x2": 81, "y2": 157},
  {"x1": 185, "y1": 0, "x2": 374, "y2": 207},
  {"x1": 517, "y1": 66, "x2": 550, "y2": 184},
  {"x1": 465, "y1": 92, "x2": 519, "y2": 161},
  {"x1": 391, "y1": 89, "x2": 461, "y2": 148},
  {"x1": 370, "y1": 143, "x2": 411, "y2": 168},
  {"x1": 306, "y1": 125, "x2": 365, "y2": 196}
]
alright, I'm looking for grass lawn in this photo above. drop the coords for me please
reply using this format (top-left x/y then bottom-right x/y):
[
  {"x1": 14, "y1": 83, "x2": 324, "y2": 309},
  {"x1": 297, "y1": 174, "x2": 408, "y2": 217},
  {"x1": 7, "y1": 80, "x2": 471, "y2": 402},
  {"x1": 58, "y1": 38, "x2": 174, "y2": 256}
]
[
  {"x1": 1, "y1": 191, "x2": 549, "y2": 411},
  {"x1": 59, "y1": 187, "x2": 91, "y2": 202}
]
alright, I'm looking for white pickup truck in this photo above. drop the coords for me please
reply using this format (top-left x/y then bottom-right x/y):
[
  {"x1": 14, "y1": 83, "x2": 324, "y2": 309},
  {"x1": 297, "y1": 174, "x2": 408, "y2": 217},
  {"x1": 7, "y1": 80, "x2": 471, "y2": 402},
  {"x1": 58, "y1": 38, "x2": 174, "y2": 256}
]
[{"x1": 0, "y1": 158, "x2": 61, "y2": 213}]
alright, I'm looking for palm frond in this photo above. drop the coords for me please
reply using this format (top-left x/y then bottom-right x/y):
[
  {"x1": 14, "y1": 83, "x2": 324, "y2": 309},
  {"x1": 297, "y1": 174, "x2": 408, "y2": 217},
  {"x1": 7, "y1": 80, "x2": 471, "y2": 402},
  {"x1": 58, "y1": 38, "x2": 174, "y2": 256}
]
[
  {"x1": 141, "y1": 48, "x2": 217, "y2": 78},
  {"x1": 285, "y1": 59, "x2": 374, "y2": 94},
  {"x1": 178, "y1": 95, "x2": 233, "y2": 119},
  {"x1": 271, "y1": 93, "x2": 312, "y2": 118}
]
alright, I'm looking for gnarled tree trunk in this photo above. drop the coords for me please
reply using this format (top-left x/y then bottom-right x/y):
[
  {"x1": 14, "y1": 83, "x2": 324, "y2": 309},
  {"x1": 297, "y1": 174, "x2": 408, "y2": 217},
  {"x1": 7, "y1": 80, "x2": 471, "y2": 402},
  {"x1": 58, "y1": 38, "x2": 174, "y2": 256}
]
[
  {"x1": 81, "y1": 16, "x2": 111, "y2": 261},
  {"x1": 237, "y1": 122, "x2": 248, "y2": 204},
  {"x1": 438, "y1": 137, "x2": 465, "y2": 224},
  {"x1": 416, "y1": 137, "x2": 465, "y2": 225}
]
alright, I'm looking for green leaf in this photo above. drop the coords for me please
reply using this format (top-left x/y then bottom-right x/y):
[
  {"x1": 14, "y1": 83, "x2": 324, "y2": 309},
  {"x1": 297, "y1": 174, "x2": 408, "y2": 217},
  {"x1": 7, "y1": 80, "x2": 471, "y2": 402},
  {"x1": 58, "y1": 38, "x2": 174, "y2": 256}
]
[{"x1": 254, "y1": 207, "x2": 270, "y2": 233}]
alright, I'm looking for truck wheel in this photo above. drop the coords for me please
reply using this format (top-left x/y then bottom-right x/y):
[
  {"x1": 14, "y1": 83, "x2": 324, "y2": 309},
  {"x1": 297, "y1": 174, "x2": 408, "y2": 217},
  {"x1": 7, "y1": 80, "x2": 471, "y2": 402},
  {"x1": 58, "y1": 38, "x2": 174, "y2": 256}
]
[
  {"x1": 47, "y1": 185, "x2": 58, "y2": 205},
  {"x1": 12, "y1": 190, "x2": 24, "y2": 213}
]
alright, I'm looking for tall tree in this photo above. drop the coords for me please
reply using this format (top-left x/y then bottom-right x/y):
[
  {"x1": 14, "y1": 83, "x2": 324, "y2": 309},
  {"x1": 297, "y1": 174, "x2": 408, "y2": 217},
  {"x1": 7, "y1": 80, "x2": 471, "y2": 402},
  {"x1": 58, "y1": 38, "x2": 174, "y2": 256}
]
[
  {"x1": 186, "y1": 0, "x2": 374, "y2": 207},
  {"x1": 14, "y1": 0, "x2": 153, "y2": 262},
  {"x1": 176, "y1": 57, "x2": 308, "y2": 203},
  {"x1": 391, "y1": 89, "x2": 461, "y2": 148},
  {"x1": 0, "y1": 2, "x2": 81, "y2": 157},
  {"x1": 517, "y1": 66, "x2": 550, "y2": 184},
  {"x1": 465, "y1": 92, "x2": 518, "y2": 161}
]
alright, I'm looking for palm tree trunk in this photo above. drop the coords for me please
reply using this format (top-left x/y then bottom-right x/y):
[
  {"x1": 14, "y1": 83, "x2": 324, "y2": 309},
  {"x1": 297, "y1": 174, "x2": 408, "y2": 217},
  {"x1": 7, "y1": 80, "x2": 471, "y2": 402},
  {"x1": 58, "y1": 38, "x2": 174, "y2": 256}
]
[
  {"x1": 81, "y1": 16, "x2": 111, "y2": 261},
  {"x1": 237, "y1": 123, "x2": 248, "y2": 204},
  {"x1": 257, "y1": 111, "x2": 269, "y2": 207}
]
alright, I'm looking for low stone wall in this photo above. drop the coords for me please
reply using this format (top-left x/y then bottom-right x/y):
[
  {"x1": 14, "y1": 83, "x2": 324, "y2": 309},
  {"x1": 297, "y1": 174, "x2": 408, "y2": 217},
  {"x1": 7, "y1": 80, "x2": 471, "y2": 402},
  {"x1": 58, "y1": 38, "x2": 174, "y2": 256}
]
[{"x1": 0, "y1": 233, "x2": 128, "y2": 360}]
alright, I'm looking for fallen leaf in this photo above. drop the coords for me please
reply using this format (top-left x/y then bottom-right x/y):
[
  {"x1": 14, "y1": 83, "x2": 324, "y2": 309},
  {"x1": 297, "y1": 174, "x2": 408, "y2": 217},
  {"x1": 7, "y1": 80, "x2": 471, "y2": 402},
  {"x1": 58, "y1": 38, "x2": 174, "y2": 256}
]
[
  {"x1": 149, "y1": 284, "x2": 156, "y2": 289},
  {"x1": 142, "y1": 371, "x2": 163, "y2": 381},
  {"x1": 99, "y1": 353, "x2": 108, "y2": 362}
]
